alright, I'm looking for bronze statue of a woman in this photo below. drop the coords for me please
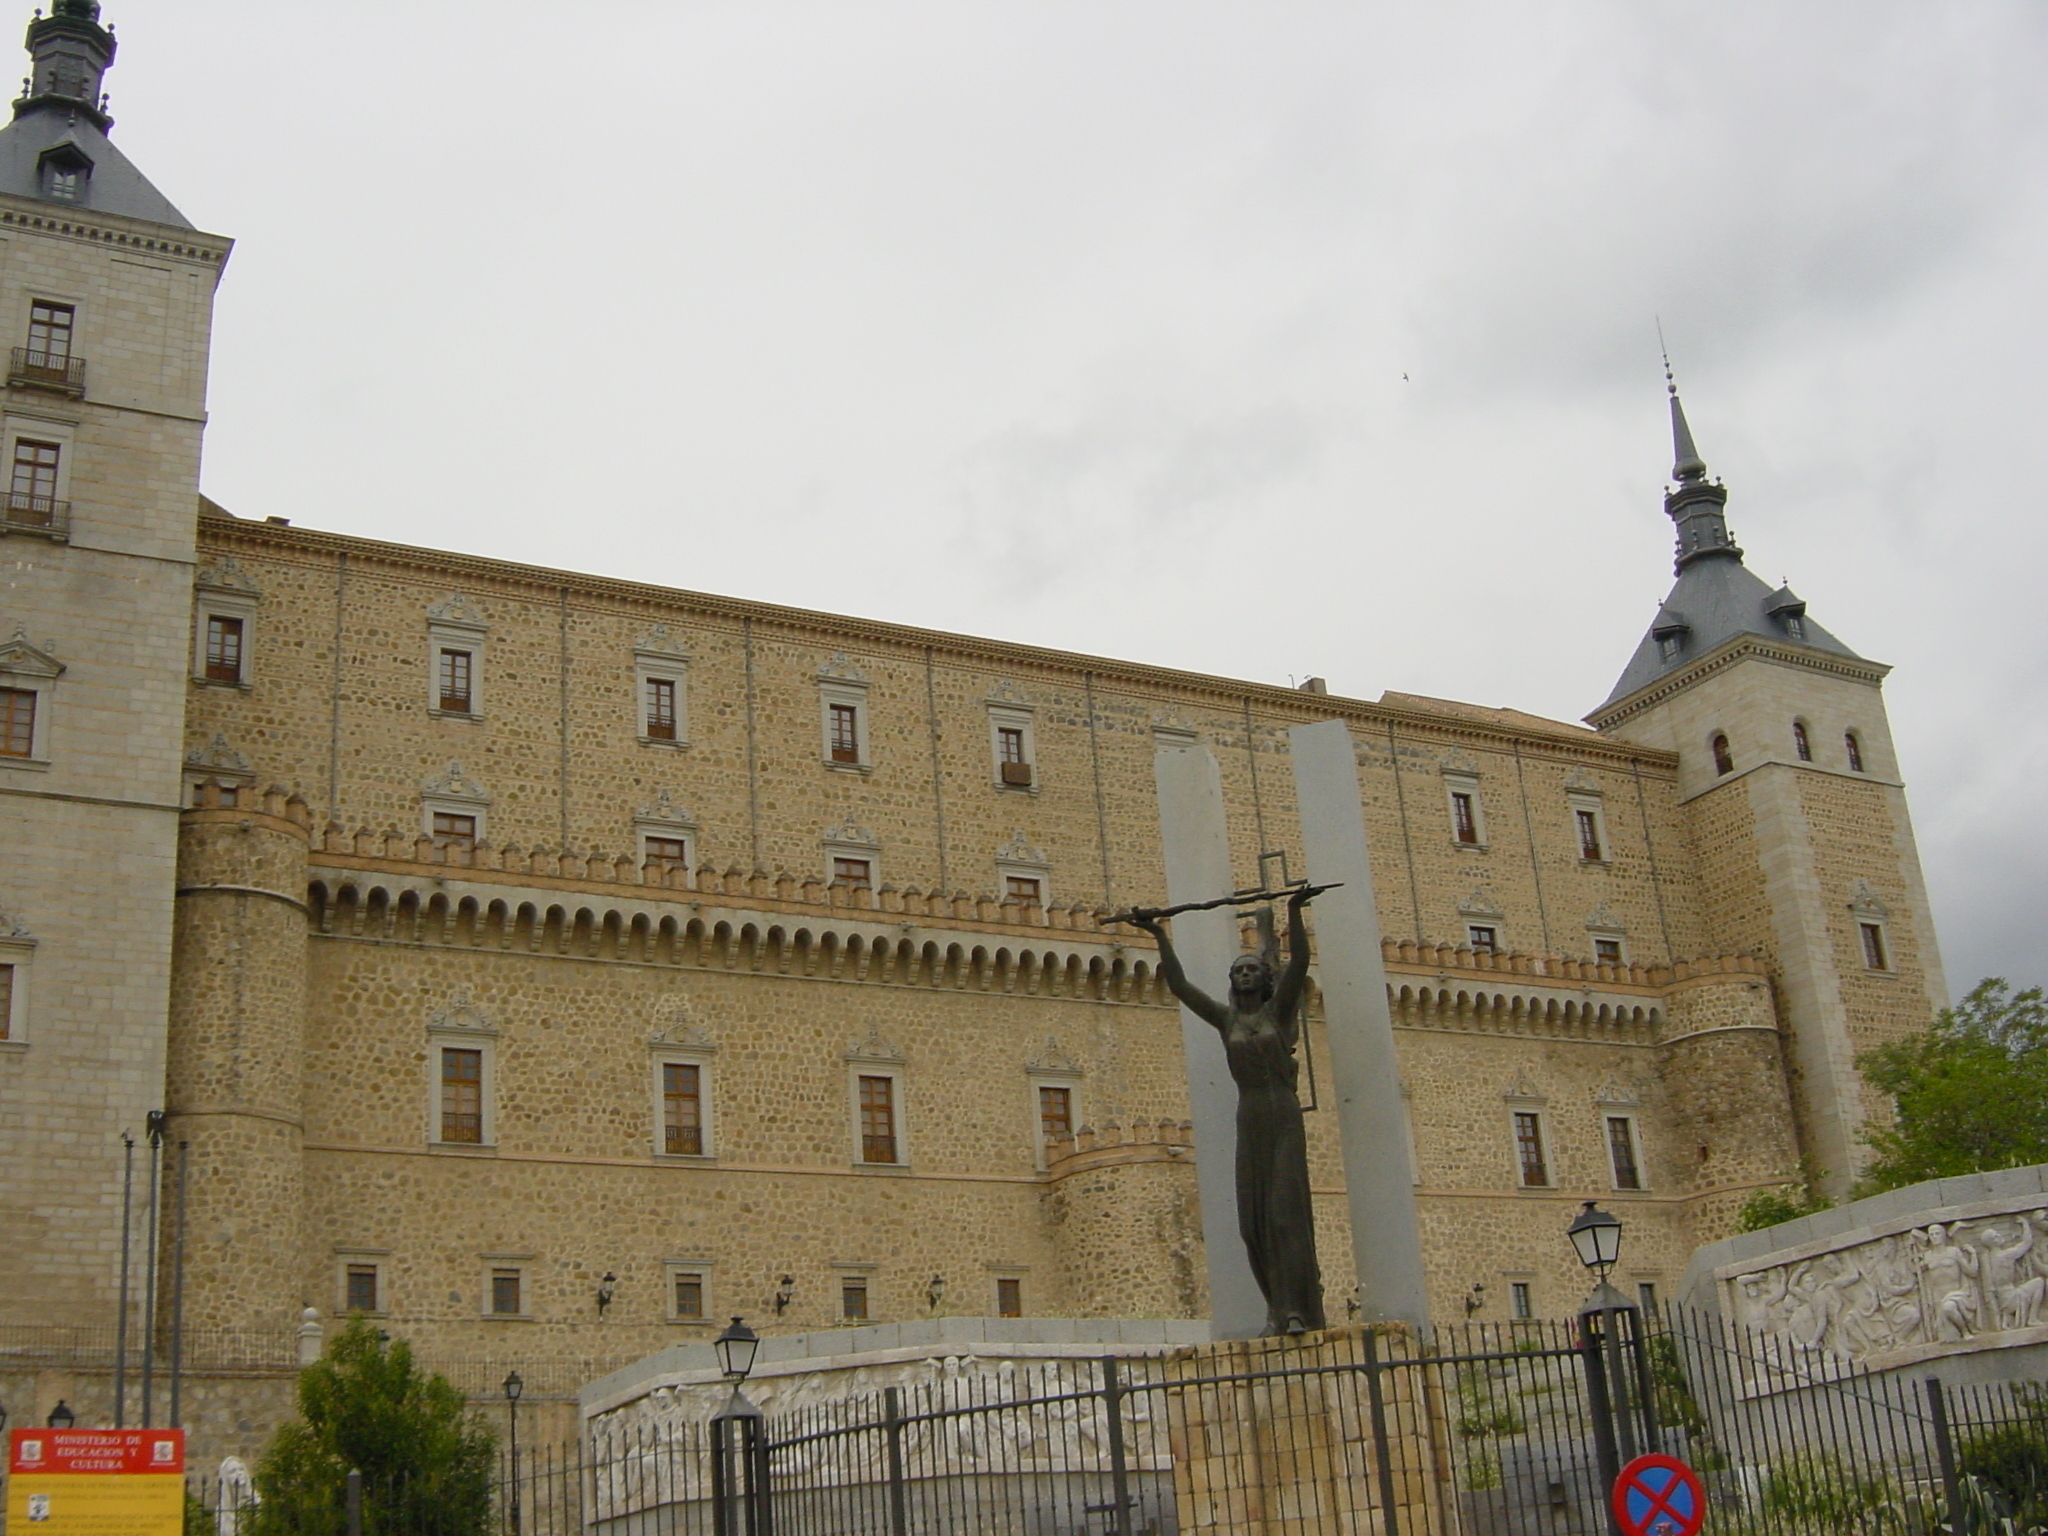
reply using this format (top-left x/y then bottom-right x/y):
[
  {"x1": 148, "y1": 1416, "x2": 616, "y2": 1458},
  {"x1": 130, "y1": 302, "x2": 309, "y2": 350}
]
[{"x1": 1128, "y1": 884, "x2": 1329, "y2": 1336}]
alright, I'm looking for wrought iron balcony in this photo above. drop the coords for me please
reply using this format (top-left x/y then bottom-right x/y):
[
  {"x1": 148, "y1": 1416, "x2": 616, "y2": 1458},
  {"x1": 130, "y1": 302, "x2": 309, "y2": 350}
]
[
  {"x1": 1, "y1": 491, "x2": 69, "y2": 539},
  {"x1": 7, "y1": 348, "x2": 84, "y2": 396}
]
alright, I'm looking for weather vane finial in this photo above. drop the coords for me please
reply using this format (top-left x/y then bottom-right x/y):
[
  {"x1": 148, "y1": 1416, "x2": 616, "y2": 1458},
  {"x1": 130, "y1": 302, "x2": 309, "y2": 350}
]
[{"x1": 1657, "y1": 317, "x2": 1678, "y2": 398}]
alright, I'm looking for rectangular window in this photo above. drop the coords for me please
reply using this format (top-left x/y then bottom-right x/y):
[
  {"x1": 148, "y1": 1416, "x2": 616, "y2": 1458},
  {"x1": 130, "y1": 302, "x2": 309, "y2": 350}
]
[
  {"x1": 1860, "y1": 922, "x2": 1889, "y2": 970},
  {"x1": 1576, "y1": 808, "x2": 1604, "y2": 861},
  {"x1": 859, "y1": 1074, "x2": 897, "y2": 1164},
  {"x1": 9, "y1": 438, "x2": 60, "y2": 523},
  {"x1": 204, "y1": 615, "x2": 245, "y2": 683},
  {"x1": 1467, "y1": 925, "x2": 1497, "y2": 953},
  {"x1": 1039, "y1": 1085, "x2": 1072, "y2": 1145},
  {"x1": 0, "y1": 963, "x2": 12, "y2": 1039},
  {"x1": 430, "y1": 812, "x2": 477, "y2": 851},
  {"x1": 1510, "y1": 1282, "x2": 1533, "y2": 1320},
  {"x1": 1594, "y1": 938, "x2": 1623, "y2": 965},
  {"x1": 1450, "y1": 791, "x2": 1479, "y2": 845},
  {"x1": 0, "y1": 687, "x2": 35, "y2": 758},
  {"x1": 841, "y1": 1280, "x2": 869, "y2": 1321},
  {"x1": 997, "y1": 725, "x2": 1026, "y2": 765},
  {"x1": 673, "y1": 1272, "x2": 704, "y2": 1319},
  {"x1": 1606, "y1": 1116, "x2": 1642, "y2": 1190},
  {"x1": 440, "y1": 1048, "x2": 483, "y2": 1143},
  {"x1": 663, "y1": 1062, "x2": 704, "y2": 1155},
  {"x1": 490, "y1": 1269, "x2": 522, "y2": 1316},
  {"x1": 829, "y1": 702, "x2": 860, "y2": 763},
  {"x1": 644, "y1": 836, "x2": 691, "y2": 872},
  {"x1": 1637, "y1": 1282, "x2": 1659, "y2": 1317},
  {"x1": 437, "y1": 648, "x2": 473, "y2": 713},
  {"x1": 645, "y1": 676, "x2": 678, "y2": 741},
  {"x1": 833, "y1": 856, "x2": 873, "y2": 890},
  {"x1": 1005, "y1": 875, "x2": 1042, "y2": 905},
  {"x1": 28, "y1": 301, "x2": 74, "y2": 363},
  {"x1": 997, "y1": 1278, "x2": 1023, "y2": 1318},
  {"x1": 1513, "y1": 1111, "x2": 1548, "y2": 1187},
  {"x1": 345, "y1": 1264, "x2": 379, "y2": 1313}
]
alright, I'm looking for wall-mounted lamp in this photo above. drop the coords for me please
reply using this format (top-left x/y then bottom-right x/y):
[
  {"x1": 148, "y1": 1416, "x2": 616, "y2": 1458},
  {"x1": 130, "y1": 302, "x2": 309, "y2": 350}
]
[
  {"x1": 595, "y1": 1272, "x2": 617, "y2": 1316},
  {"x1": 1464, "y1": 1283, "x2": 1487, "y2": 1318},
  {"x1": 773, "y1": 1275, "x2": 794, "y2": 1314}
]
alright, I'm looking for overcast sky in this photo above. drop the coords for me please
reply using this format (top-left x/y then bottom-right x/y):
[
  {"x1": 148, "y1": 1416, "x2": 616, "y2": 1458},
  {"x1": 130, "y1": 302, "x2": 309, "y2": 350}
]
[{"x1": 101, "y1": 2, "x2": 2046, "y2": 1003}]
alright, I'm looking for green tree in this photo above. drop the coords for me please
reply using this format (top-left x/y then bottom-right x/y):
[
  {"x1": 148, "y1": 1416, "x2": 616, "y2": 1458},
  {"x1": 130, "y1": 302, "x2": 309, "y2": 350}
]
[
  {"x1": 251, "y1": 1319, "x2": 496, "y2": 1536},
  {"x1": 1855, "y1": 978, "x2": 2048, "y2": 1197}
]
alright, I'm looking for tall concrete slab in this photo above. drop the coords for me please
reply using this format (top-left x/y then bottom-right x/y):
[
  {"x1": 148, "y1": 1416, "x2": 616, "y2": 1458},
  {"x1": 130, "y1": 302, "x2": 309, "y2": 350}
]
[
  {"x1": 1289, "y1": 720, "x2": 1431, "y2": 1333},
  {"x1": 1153, "y1": 740, "x2": 1265, "y2": 1339}
]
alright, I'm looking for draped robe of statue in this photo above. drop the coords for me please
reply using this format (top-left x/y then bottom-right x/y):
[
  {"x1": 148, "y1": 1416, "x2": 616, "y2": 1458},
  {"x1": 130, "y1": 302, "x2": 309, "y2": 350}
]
[{"x1": 1132, "y1": 887, "x2": 1326, "y2": 1336}]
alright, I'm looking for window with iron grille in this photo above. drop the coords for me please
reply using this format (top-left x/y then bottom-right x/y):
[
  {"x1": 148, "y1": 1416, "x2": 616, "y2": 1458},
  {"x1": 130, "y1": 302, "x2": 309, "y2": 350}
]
[
  {"x1": 27, "y1": 301, "x2": 73, "y2": 363},
  {"x1": 1860, "y1": 922, "x2": 1889, "y2": 971},
  {"x1": 996, "y1": 1278, "x2": 1022, "y2": 1318},
  {"x1": 1005, "y1": 875, "x2": 1042, "y2": 905},
  {"x1": 645, "y1": 676, "x2": 677, "y2": 741},
  {"x1": 829, "y1": 702, "x2": 860, "y2": 763},
  {"x1": 440, "y1": 1048, "x2": 483, "y2": 1143},
  {"x1": 0, "y1": 687, "x2": 35, "y2": 758},
  {"x1": 437, "y1": 648, "x2": 473, "y2": 713},
  {"x1": 345, "y1": 1265, "x2": 379, "y2": 1313},
  {"x1": 1576, "y1": 808, "x2": 1604, "y2": 862},
  {"x1": 1606, "y1": 1116, "x2": 1642, "y2": 1190},
  {"x1": 204, "y1": 615, "x2": 244, "y2": 683},
  {"x1": 673, "y1": 1272, "x2": 704, "y2": 1319},
  {"x1": 1513, "y1": 1111, "x2": 1548, "y2": 1187},
  {"x1": 1039, "y1": 1085, "x2": 1072, "y2": 1146},
  {"x1": 859, "y1": 1074, "x2": 897, "y2": 1163},
  {"x1": 663, "y1": 1062, "x2": 703, "y2": 1155},
  {"x1": 490, "y1": 1269, "x2": 522, "y2": 1315},
  {"x1": 1450, "y1": 791, "x2": 1479, "y2": 845},
  {"x1": 431, "y1": 812, "x2": 477, "y2": 851}
]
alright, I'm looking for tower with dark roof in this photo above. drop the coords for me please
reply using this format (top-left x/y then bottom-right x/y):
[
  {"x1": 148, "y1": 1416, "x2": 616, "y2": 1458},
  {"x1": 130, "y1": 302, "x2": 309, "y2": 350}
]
[
  {"x1": 1588, "y1": 381, "x2": 1947, "y2": 1195},
  {"x1": 0, "y1": 1, "x2": 233, "y2": 1329}
]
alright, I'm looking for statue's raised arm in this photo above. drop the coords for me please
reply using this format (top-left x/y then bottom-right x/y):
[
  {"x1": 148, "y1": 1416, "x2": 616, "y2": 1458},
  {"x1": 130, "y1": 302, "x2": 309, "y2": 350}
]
[{"x1": 1124, "y1": 908, "x2": 1230, "y2": 1032}]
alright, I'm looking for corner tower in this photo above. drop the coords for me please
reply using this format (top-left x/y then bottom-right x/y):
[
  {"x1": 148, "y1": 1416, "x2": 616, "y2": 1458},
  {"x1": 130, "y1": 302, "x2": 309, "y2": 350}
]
[
  {"x1": 0, "y1": 0, "x2": 231, "y2": 1325},
  {"x1": 1587, "y1": 380, "x2": 1947, "y2": 1195}
]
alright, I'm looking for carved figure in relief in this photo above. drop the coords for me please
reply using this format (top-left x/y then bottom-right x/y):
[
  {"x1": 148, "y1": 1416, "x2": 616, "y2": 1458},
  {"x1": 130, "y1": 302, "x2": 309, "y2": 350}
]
[
  {"x1": 1864, "y1": 1235, "x2": 1926, "y2": 1352},
  {"x1": 1917, "y1": 1223, "x2": 1982, "y2": 1341},
  {"x1": 1982, "y1": 1218, "x2": 2046, "y2": 1331}
]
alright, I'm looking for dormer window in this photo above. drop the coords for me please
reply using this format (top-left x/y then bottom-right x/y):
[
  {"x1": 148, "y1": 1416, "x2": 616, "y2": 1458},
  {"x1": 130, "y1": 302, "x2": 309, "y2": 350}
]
[
  {"x1": 1658, "y1": 634, "x2": 1682, "y2": 664},
  {"x1": 1784, "y1": 615, "x2": 1804, "y2": 641},
  {"x1": 36, "y1": 142, "x2": 92, "y2": 205}
]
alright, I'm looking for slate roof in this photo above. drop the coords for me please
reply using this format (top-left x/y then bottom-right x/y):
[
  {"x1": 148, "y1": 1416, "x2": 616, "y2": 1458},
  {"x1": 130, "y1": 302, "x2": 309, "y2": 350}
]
[{"x1": 0, "y1": 106, "x2": 191, "y2": 227}]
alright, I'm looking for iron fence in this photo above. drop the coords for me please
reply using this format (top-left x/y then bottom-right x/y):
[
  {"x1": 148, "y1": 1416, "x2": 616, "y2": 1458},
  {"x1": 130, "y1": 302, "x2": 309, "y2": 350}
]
[{"x1": 173, "y1": 1308, "x2": 2048, "y2": 1535}]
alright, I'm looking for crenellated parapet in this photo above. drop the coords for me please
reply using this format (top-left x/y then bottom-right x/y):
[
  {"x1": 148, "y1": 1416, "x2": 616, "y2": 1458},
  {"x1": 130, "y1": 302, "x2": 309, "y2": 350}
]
[{"x1": 1042, "y1": 1118, "x2": 1205, "y2": 1320}]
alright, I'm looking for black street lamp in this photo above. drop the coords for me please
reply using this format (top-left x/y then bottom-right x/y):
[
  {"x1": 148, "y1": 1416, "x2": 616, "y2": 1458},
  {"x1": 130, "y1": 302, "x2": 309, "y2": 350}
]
[
  {"x1": 47, "y1": 1401, "x2": 75, "y2": 1429},
  {"x1": 710, "y1": 1320, "x2": 771, "y2": 1536},
  {"x1": 502, "y1": 1371, "x2": 523, "y2": 1536},
  {"x1": 1569, "y1": 1203, "x2": 1657, "y2": 1534}
]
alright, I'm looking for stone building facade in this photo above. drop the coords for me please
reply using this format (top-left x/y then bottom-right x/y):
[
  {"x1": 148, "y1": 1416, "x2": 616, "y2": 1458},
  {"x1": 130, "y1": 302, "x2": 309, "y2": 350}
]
[{"x1": 0, "y1": 0, "x2": 1948, "y2": 1451}]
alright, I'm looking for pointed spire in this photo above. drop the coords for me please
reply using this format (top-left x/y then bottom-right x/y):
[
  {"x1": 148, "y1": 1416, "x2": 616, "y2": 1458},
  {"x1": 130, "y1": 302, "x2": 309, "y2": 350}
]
[
  {"x1": 1662, "y1": 335, "x2": 1708, "y2": 484},
  {"x1": 1654, "y1": 336, "x2": 1740, "y2": 574}
]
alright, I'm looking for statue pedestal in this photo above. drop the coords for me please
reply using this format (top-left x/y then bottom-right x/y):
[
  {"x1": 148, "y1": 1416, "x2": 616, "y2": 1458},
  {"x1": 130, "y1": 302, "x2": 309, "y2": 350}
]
[{"x1": 1166, "y1": 1325, "x2": 1448, "y2": 1536}]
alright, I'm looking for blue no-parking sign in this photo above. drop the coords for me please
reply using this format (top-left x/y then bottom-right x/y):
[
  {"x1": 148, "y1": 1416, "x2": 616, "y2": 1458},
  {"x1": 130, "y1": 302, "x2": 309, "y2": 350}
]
[{"x1": 1612, "y1": 1453, "x2": 1706, "y2": 1536}]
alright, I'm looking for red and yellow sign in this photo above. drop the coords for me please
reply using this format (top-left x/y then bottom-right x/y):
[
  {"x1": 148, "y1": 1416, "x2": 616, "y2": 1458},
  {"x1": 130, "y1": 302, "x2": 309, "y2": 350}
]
[{"x1": 7, "y1": 1429, "x2": 184, "y2": 1536}]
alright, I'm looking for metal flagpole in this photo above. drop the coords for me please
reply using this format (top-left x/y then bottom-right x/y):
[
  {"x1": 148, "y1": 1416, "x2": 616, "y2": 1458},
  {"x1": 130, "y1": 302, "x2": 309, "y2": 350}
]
[
  {"x1": 113, "y1": 1131, "x2": 135, "y2": 1428},
  {"x1": 139, "y1": 1110, "x2": 164, "y2": 1426},
  {"x1": 168, "y1": 1139, "x2": 190, "y2": 1428}
]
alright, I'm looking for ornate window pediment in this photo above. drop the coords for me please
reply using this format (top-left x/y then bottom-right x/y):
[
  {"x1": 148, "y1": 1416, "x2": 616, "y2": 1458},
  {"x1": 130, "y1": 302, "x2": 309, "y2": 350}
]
[
  {"x1": 845, "y1": 1027, "x2": 904, "y2": 1066},
  {"x1": 0, "y1": 628, "x2": 63, "y2": 680}
]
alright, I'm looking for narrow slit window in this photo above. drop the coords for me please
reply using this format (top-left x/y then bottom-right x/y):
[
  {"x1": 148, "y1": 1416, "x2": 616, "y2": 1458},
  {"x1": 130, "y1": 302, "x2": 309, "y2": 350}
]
[
  {"x1": 490, "y1": 1269, "x2": 522, "y2": 1315},
  {"x1": 1845, "y1": 732, "x2": 1865, "y2": 773},
  {"x1": 996, "y1": 1278, "x2": 1022, "y2": 1318},
  {"x1": 1513, "y1": 1111, "x2": 1548, "y2": 1187},
  {"x1": 859, "y1": 1074, "x2": 897, "y2": 1163},
  {"x1": 829, "y1": 702, "x2": 860, "y2": 763},
  {"x1": 1510, "y1": 1282, "x2": 1532, "y2": 1320},
  {"x1": 663, "y1": 1062, "x2": 703, "y2": 1155},
  {"x1": 1606, "y1": 1116, "x2": 1642, "y2": 1190},
  {"x1": 0, "y1": 687, "x2": 35, "y2": 758},
  {"x1": 1575, "y1": 808, "x2": 1604, "y2": 862},
  {"x1": 205, "y1": 615, "x2": 245, "y2": 682},
  {"x1": 645, "y1": 676, "x2": 677, "y2": 741},
  {"x1": 673, "y1": 1272, "x2": 704, "y2": 1319},
  {"x1": 440, "y1": 1048, "x2": 483, "y2": 1143},
  {"x1": 1450, "y1": 791, "x2": 1479, "y2": 845},
  {"x1": 0, "y1": 963, "x2": 14, "y2": 1039},
  {"x1": 1711, "y1": 733, "x2": 1734, "y2": 776},
  {"x1": 1860, "y1": 922, "x2": 1888, "y2": 971},
  {"x1": 437, "y1": 648, "x2": 473, "y2": 713},
  {"x1": 1793, "y1": 720, "x2": 1812, "y2": 762},
  {"x1": 345, "y1": 1265, "x2": 379, "y2": 1313}
]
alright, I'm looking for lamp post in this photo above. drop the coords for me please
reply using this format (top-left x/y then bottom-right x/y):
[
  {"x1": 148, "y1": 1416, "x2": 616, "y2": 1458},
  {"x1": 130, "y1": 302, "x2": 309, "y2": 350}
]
[
  {"x1": 710, "y1": 1318, "x2": 771, "y2": 1536},
  {"x1": 1568, "y1": 1202, "x2": 1658, "y2": 1533},
  {"x1": 47, "y1": 1401, "x2": 75, "y2": 1430},
  {"x1": 502, "y1": 1371, "x2": 523, "y2": 1536},
  {"x1": 0, "y1": 1395, "x2": 10, "y2": 1434}
]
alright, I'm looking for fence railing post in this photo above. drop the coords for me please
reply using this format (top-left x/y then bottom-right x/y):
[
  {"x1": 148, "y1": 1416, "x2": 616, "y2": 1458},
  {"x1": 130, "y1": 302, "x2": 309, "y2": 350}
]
[
  {"x1": 1924, "y1": 1375, "x2": 1963, "y2": 1531},
  {"x1": 1099, "y1": 1357, "x2": 1135, "y2": 1536},
  {"x1": 1361, "y1": 1328, "x2": 1403, "y2": 1536},
  {"x1": 345, "y1": 1467, "x2": 362, "y2": 1536},
  {"x1": 1579, "y1": 1318, "x2": 1624, "y2": 1536},
  {"x1": 884, "y1": 1385, "x2": 910, "y2": 1536}
]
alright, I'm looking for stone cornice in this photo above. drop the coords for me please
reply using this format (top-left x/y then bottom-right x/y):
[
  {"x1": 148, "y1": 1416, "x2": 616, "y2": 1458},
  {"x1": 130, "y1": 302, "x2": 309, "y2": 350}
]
[
  {"x1": 200, "y1": 515, "x2": 1677, "y2": 773},
  {"x1": 1588, "y1": 635, "x2": 1892, "y2": 731},
  {"x1": 0, "y1": 195, "x2": 232, "y2": 267}
]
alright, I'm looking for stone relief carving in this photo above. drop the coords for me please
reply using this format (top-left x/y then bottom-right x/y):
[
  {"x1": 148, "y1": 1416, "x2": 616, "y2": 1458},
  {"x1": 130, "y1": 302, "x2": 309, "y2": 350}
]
[
  {"x1": 1562, "y1": 766, "x2": 1602, "y2": 794},
  {"x1": 1848, "y1": 879, "x2": 1890, "y2": 921},
  {"x1": 822, "y1": 817, "x2": 877, "y2": 849},
  {"x1": 421, "y1": 761, "x2": 490, "y2": 804},
  {"x1": 997, "y1": 832, "x2": 1047, "y2": 867},
  {"x1": 844, "y1": 1027, "x2": 903, "y2": 1065},
  {"x1": 635, "y1": 789, "x2": 695, "y2": 827},
  {"x1": 1440, "y1": 749, "x2": 1479, "y2": 777},
  {"x1": 185, "y1": 732, "x2": 253, "y2": 776},
  {"x1": 633, "y1": 624, "x2": 689, "y2": 659},
  {"x1": 1457, "y1": 889, "x2": 1503, "y2": 919},
  {"x1": 817, "y1": 653, "x2": 868, "y2": 685},
  {"x1": 425, "y1": 592, "x2": 487, "y2": 631},
  {"x1": 194, "y1": 556, "x2": 262, "y2": 596},
  {"x1": 427, "y1": 992, "x2": 496, "y2": 1036},
  {"x1": 1724, "y1": 1199, "x2": 2048, "y2": 1374}
]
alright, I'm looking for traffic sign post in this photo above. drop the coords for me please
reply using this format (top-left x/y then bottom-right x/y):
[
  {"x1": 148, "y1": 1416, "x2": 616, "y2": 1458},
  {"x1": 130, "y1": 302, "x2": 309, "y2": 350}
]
[
  {"x1": 1612, "y1": 1453, "x2": 1705, "y2": 1536},
  {"x1": 7, "y1": 1427, "x2": 185, "y2": 1536}
]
